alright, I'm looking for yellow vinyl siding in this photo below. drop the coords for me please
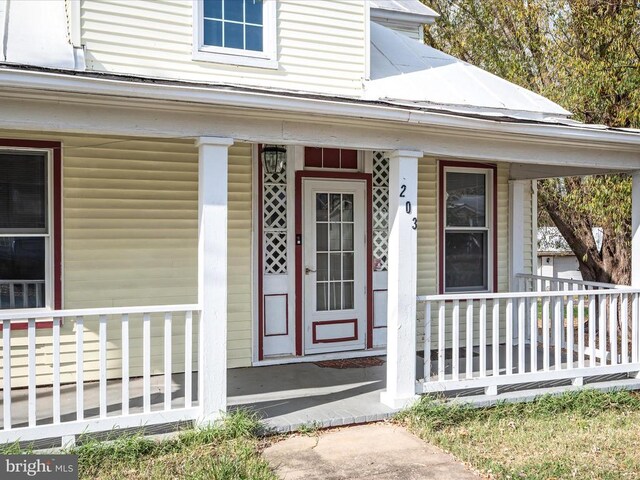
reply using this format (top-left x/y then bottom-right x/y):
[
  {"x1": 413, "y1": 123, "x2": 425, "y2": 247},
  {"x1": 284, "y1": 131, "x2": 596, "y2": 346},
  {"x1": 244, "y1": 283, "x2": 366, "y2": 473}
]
[
  {"x1": 417, "y1": 158, "x2": 511, "y2": 348},
  {"x1": 0, "y1": 132, "x2": 252, "y2": 387},
  {"x1": 80, "y1": 0, "x2": 366, "y2": 96}
]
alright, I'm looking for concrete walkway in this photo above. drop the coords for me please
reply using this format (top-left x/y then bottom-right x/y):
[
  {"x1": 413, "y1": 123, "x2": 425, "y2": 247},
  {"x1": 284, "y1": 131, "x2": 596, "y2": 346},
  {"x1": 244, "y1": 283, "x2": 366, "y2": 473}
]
[{"x1": 264, "y1": 423, "x2": 479, "y2": 480}]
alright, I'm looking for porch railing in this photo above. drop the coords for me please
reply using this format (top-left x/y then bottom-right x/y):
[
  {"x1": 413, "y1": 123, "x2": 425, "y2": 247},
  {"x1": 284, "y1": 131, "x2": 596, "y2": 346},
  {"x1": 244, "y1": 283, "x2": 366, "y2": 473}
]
[
  {"x1": 417, "y1": 279, "x2": 640, "y2": 395},
  {"x1": 516, "y1": 273, "x2": 625, "y2": 293},
  {"x1": 0, "y1": 304, "x2": 200, "y2": 444}
]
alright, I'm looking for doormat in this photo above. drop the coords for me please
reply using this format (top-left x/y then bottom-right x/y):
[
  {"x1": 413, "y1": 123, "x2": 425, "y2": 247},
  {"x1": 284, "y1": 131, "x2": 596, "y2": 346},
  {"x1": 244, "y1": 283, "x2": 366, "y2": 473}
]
[{"x1": 314, "y1": 357, "x2": 385, "y2": 369}]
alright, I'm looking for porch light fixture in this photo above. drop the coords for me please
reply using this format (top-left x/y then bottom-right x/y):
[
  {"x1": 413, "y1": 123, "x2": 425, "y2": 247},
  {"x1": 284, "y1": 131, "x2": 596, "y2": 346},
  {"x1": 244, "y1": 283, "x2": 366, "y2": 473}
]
[{"x1": 262, "y1": 145, "x2": 287, "y2": 174}]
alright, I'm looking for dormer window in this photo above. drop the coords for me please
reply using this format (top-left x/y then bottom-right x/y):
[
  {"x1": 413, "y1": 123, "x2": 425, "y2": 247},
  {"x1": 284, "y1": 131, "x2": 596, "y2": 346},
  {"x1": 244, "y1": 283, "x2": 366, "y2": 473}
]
[{"x1": 193, "y1": 0, "x2": 277, "y2": 68}]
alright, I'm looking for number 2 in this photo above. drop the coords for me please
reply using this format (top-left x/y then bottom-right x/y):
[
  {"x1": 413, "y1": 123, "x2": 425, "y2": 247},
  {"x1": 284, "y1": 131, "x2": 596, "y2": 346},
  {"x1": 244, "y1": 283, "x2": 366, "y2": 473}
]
[{"x1": 400, "y1": 184, "x2": 406, "y2": 198}]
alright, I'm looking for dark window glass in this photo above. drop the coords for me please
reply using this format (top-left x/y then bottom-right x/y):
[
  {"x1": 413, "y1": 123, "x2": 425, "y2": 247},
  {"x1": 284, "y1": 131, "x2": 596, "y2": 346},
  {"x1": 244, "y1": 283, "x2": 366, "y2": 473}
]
[
  {"x1": 0, "y1": 153, "x2": 47, "y2": 231},
  {"x1": 245, "y1": 25, "x2": 263, "y2": 51},
  {"x1": 203, "y1": 19, "x2": 223, "y2": 46},
  {"x1": 245, "y1": 0, "x2": 263, "y2": 24},
  {"x1": 203, "y1": 0, "x2": 222, "y2": 19},
  {"x1": 446, "y1": 172, "x2": 486, "y2": 227},
  {"x1": 0, "y1": 152, "x2": 48, "y2": 310},
  {"x1": 224, "y1": 21, "x2": 244, "y2": 49},
  {"x1": 445, "y1": 232, "x2": 488, "y2": 291},
  {"x1": 224, "y1": 0, "x2": 244, "y2": 22},
  {"x1": 0, "y1": 237, "x2": 46, "y2": 309}
]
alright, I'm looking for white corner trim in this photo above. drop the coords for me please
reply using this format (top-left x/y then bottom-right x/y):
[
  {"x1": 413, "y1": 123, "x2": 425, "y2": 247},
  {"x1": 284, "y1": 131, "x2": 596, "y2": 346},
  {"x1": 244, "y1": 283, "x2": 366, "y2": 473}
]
[
  {"x1": 364, "y1": 3, "x2": 371, "y2": 82},
  {"x1": 0, "y1": 0, "x2": 7, "y2": 62},
  {"x1": 191, "y1": 0, "x2": 277, "y2": 70},
  {"x1": 69, "y1": 0, "x2": 81, "y2": 47}
]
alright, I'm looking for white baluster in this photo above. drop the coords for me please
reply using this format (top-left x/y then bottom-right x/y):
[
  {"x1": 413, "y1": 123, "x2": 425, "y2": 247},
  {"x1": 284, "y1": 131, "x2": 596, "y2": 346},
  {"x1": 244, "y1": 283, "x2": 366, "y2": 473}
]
[
  {"x1": 76, "y1": 316, "x2": 84, "y2": 421},
  {"x1": 164, "y1": 312, "x2": 173, "y2": 411},
  {"x1": 3, "y1": 319, "x2": 11, "y2": 430},
  {"x1": 185, "y1": 311, "x2": 193, "y2": 408},
  {"x1": 466, "y1": 300, "x2": 473, "y2": 379},
  {"x1": 53, "y1": 317, "x2": 61, "y2": 424},
  {"x1": 28, "y1": 318, "x2": 36, "y2": 427},
  {"x1": 543, "y1": 296, "x2": 550, "y2": 371},
  {"x1": 622, "y1": 295, "x2": 629, "y2": 364},
  {"x1": 438, "y1": 301, "x2": 445, "y2": 381},
  {"x1": 143, "y1": 313, "x2": 151, "y2": 413},
  {"x1": 99, "y1": 315, "x2": 107, "y2": 419},
  {"x1": 492, "y1": 299, "x2": 499, "y2": 376},
  {"x1": 121, "y1": 314, "x2": 129, "y2": 416}
]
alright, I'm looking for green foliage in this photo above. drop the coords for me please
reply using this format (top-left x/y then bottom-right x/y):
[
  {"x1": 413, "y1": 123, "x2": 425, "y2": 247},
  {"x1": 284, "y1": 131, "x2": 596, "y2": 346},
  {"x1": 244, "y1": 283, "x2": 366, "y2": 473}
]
[
  {"x1": 67, "y1": 410, "x2": 275, "y2": 480},
  {"x1": 399, "y1": 389, "x2": 640, "y2": 479},
  {"x1": 423, "y1": 0, "x2": 640, "y2": 283}
]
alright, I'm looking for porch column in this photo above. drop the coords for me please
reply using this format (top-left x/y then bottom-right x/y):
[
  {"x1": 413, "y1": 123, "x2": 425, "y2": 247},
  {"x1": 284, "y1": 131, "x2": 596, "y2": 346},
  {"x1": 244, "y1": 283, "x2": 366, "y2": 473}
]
[
  {"x1": 381, "y1": 149, "x2": 422, "y2": 409},
  {"x1": 196, "y1": 136, "x2": 234, "y2": 425},
  {"x1": 509, "y1": 180, "x2": 526, "y2": 291},
  {"x1": 633, "y1": 171, "x2": 640, "y2": 287}
]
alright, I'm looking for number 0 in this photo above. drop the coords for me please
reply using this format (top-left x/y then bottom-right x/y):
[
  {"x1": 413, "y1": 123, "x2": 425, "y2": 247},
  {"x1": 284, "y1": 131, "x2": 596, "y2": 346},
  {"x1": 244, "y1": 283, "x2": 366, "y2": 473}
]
[{"x1": 405, "y1": 202, "x2": 411, "y2": 214}]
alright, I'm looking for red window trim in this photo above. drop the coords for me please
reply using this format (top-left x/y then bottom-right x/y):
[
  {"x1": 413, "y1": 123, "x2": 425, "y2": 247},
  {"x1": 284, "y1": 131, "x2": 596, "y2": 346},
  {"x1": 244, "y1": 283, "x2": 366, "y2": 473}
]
[
  {"x1": 438, "y1": 160, "x2": 498, "y2": 295},
  {"x1": 0, "y1": 139, "x2": 63, "y2": 330}
]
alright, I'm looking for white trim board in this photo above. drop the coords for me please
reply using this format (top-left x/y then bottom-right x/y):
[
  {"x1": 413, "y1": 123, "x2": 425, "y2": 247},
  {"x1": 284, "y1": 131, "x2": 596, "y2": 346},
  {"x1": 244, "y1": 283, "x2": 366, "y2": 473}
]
[
  {"x1": 1, "y1": 94, "x2": 639, "y2": 173},
  {"x1": 0, "y1": 68, "x2": 639, "y2": 153}
]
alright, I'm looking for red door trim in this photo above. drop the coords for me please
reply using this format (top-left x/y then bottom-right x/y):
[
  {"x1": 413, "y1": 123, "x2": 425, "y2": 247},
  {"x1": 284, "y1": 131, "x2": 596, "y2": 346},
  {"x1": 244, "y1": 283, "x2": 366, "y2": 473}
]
[
  {"x1": 0, "y1": 139, "x2": 63, "y2": 329},
  {"x1": 295, "y1": 170, "x2": 374, "y2": 355},
  {"x1": 257, "y1": 145, "x2": 265, "y2": 360}
]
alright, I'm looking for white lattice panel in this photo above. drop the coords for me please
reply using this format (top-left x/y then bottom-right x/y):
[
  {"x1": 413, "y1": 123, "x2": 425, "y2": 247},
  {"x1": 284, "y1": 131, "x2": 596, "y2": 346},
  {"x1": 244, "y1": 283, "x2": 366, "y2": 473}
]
[
  {"x1": 263, "y1": 183, "x2": 287, "y2": 229},
  {"x1": 264, "y1": 231, "x2": 288, "y2": 274},
  {"x1": 372, "y1": 152, "x2": 389, "y2": 272},
  {"x1": 263, "y1": 165, "x2": 288, "y2": 274}
]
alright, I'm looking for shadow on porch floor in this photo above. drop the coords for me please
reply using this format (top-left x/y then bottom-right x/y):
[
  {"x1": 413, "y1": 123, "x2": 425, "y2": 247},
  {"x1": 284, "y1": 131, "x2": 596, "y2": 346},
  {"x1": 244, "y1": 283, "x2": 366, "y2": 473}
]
[{"x1": 228, "y1": 358, "x2": 398, "y2": 432}]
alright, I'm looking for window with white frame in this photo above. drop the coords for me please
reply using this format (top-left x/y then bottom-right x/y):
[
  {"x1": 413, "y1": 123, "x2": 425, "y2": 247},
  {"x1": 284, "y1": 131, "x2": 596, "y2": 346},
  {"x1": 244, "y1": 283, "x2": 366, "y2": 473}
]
[
  {"x1": 0, "y1": 151, "x2": 51, "y2": 310},
  {"x1": 193, "y1": 0, "x2": 277, "y2": 68},
  {"x1": 442, "y1": 165, "x2": 494, "y2": 293}
]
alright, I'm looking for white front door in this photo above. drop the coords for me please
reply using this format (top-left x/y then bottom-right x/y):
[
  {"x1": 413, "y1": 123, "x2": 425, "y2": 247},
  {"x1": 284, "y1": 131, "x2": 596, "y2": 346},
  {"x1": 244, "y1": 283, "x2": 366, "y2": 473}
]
[{"x1": 303, "y1": 179, "x2": 367, "y2": 354}]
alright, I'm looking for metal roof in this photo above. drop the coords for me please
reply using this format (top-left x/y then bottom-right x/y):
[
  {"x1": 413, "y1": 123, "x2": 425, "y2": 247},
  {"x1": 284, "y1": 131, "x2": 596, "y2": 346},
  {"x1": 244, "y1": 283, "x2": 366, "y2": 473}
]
[{"x1": 366, "y1": 22, "x2": 572, "y2": 121}]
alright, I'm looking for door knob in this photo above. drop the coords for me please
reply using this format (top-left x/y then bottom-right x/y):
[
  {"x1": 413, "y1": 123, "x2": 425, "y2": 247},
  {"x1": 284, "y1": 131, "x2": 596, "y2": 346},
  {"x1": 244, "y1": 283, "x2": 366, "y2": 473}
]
[{"x1": 305, "y1": 267, "x2": 316, "y2": 274}]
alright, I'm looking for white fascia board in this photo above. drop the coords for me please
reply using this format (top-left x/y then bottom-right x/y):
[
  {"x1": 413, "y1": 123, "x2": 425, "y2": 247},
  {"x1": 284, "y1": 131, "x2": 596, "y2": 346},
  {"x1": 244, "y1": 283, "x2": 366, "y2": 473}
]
[
  {"x1": 370, "y1": 9, "x2": 437, "y2": 25},
  {"x1": 0, "y1": 67, "x2": 639, "y2": 152}
]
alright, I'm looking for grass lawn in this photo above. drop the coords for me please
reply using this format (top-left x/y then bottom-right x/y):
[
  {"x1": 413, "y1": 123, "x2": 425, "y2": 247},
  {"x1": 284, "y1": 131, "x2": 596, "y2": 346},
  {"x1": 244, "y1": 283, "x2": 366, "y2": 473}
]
[
  {"x1": 397, "y1": 389, "x2": 640, "y2": 480},
  {"x1": 1, "y1": 410, "x2": 277, "y2": 480}
]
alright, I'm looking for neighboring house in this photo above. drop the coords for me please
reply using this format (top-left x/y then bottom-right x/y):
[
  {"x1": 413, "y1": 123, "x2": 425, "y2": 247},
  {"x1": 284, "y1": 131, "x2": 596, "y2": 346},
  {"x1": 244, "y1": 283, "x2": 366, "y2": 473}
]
[
  {"x1": 537, "y1": 226, "x2": 603, "y2": 281},
  {"x1": 1, "y1": 0, "x2": 640, "y2": 444}
]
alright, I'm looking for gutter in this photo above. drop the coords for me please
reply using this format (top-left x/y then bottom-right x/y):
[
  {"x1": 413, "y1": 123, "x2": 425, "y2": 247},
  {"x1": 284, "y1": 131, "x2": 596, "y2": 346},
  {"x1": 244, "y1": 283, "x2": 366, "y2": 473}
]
[{"x1": 0, "y1": 66, "x2": 639, "y2": 149}]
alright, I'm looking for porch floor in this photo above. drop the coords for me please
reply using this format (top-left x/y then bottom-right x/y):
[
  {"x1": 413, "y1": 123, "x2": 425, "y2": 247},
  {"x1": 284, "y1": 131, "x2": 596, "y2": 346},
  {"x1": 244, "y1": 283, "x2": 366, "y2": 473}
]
[
  {"x1": 0, "y1": 357, "x2": 399, "y2": 439},
  {"x1": 229, "y1": 359, "x2": 397, "y2": 432}
]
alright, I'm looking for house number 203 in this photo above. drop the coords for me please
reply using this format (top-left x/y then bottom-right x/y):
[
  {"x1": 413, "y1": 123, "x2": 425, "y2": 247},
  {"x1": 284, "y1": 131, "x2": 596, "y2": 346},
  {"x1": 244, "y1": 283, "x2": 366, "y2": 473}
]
[{"x1": 399, "y1": 184, "x2": 417, "y2": 230}]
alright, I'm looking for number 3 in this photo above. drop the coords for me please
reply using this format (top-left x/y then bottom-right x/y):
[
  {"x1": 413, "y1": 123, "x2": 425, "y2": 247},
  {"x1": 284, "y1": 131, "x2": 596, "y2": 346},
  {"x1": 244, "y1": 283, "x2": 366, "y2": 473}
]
[{"x1": 412, "y1": 217, "x2": 417, "y2": 230}]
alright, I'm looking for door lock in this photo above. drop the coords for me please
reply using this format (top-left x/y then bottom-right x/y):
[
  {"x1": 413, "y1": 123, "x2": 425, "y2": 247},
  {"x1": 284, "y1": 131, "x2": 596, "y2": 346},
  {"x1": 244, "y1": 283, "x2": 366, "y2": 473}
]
[{"x1": 305, "y1": 267, "x2": 316, "y2": 274}]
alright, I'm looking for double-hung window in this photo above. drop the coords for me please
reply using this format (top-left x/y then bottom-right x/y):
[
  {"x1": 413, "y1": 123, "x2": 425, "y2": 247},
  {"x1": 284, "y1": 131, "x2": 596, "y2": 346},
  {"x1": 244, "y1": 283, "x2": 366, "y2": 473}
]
[
  {"x1": 193, "y1": 0, "x2": 277, "y2": 68},
  {"x1": 0, "y1": 150, "x2": 53, "y2": 310},
  {"x1": 441, "y1": 163, "x2": 495, "y2": 293}
]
